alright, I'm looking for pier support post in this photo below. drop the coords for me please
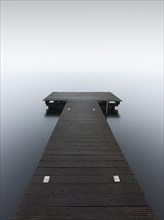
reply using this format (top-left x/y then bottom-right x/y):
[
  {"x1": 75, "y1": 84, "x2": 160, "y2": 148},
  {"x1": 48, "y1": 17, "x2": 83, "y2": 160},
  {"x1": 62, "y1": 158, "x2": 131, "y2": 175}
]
[{"x1": 106, "y1": 100, "x2": 109, "y2": 117}]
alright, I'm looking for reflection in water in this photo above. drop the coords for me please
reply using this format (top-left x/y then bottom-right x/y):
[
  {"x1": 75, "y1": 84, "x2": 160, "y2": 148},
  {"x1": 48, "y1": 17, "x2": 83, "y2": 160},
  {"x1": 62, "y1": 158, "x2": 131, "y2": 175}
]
[
  {"x1": 45, "y1": 109, "x2": 62, "y2": 117},
  {"x1": 108, "y1": 109, "x2": 120, "y2": 118}
]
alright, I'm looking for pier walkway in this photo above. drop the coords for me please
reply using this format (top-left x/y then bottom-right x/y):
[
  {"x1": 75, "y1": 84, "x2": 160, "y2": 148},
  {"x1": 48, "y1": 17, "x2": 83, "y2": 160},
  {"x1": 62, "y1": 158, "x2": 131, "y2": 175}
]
[{"x1": 13, "y1": 92, "x2": 156, "y2": 219}]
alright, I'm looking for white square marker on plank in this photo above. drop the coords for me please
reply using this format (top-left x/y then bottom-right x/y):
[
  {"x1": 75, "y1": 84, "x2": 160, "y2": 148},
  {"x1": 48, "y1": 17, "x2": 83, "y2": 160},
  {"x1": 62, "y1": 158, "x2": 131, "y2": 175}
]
[
  {"x1": 68, "y1": 108, "x2": 71, "y2": 110},
  {"x1": 93, "y1": 108, "x2": 95, "y2": 111},
  {"x1": 43, "y1": 176, "x2": 50, "y2": 183},
  {"x1": 113, "y1": 175, "x2": 120, "y2": 182}
]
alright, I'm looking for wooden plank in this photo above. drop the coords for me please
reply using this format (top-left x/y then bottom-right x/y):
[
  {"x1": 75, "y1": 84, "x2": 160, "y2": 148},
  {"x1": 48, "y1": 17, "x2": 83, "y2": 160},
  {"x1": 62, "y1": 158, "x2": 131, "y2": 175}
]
[
  {"x1": 41, "y1": 154, "x2": 125, "y2": 160},
  {"x1": 13, "y1": 207, "x2": 156, "y2": 220},
  {"x1": 37, "y1": 160, "x2": 129, "y2": 168},
  {"x1": 34, "y1": 167, "x2": 133, "y2": 176},
  {"x1": 13, "y1": 94, "x2": 156, "y2": 220},
  {"x1": 25, "y1": 183, "x2": 142, "y2": 195},
  {"x1": 19, "y1": 194, "x2": 148, "y2": 207},
  {"x1": 43, "y1": 92, "x2": 122, "y2": 102}
]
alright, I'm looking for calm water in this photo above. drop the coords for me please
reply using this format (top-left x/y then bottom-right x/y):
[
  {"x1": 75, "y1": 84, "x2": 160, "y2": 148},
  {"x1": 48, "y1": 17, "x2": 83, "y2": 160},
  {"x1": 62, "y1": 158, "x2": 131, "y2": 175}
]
[{"x1": 1, "y1": 78, "x2": 163, "y2": 220}]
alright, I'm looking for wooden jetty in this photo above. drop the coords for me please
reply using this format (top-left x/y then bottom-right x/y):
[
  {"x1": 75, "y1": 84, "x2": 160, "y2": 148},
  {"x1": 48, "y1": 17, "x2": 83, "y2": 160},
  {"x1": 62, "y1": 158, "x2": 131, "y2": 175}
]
[{"x1": 13, "y1": 92, "x2": 156, "y2": 219}]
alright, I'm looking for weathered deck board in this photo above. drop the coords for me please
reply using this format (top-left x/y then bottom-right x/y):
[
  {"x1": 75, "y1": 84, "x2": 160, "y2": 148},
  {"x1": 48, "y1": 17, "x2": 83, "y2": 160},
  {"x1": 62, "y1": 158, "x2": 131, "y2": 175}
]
[
  {"x1": 13, "y1": 207, "x2": 155, "y2": 220},
  {"x1": 43, "y1": 92, "x2": 122, "y2": 102},
  {"x1": 13, "y1": 94, "x2": 157, "y2": 219}
]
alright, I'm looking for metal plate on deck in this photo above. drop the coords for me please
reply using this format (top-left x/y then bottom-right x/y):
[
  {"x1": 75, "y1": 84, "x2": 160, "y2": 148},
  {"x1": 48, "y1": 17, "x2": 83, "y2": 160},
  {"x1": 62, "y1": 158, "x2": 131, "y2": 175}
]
[{"x1": 43, "y1": 176, "x2": 50, "y2": 183}]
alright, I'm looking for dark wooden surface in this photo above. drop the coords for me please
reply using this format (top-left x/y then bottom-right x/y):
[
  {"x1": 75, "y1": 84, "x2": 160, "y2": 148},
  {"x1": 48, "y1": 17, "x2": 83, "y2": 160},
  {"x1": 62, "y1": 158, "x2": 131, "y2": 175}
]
[
  {"x1": 43, "y1": 92, "x2": 122, "y2": 102},
  {"x1": 13, "y1": 98, "x2": 156, "y2": 219}
]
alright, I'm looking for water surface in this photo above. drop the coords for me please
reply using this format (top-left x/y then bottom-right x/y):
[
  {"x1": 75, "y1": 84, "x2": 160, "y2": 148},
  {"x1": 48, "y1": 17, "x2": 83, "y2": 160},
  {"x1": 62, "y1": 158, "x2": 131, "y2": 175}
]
[{"x1": 1, "y1": 79, "x2": 163, "y2": 220}]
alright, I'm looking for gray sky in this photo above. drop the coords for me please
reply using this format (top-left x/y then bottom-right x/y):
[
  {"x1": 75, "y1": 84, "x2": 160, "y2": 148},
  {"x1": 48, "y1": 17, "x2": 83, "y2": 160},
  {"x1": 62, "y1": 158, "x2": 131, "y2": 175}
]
[{"x1": 1, "y1": 0, "x2": 163, "y2": 91}]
